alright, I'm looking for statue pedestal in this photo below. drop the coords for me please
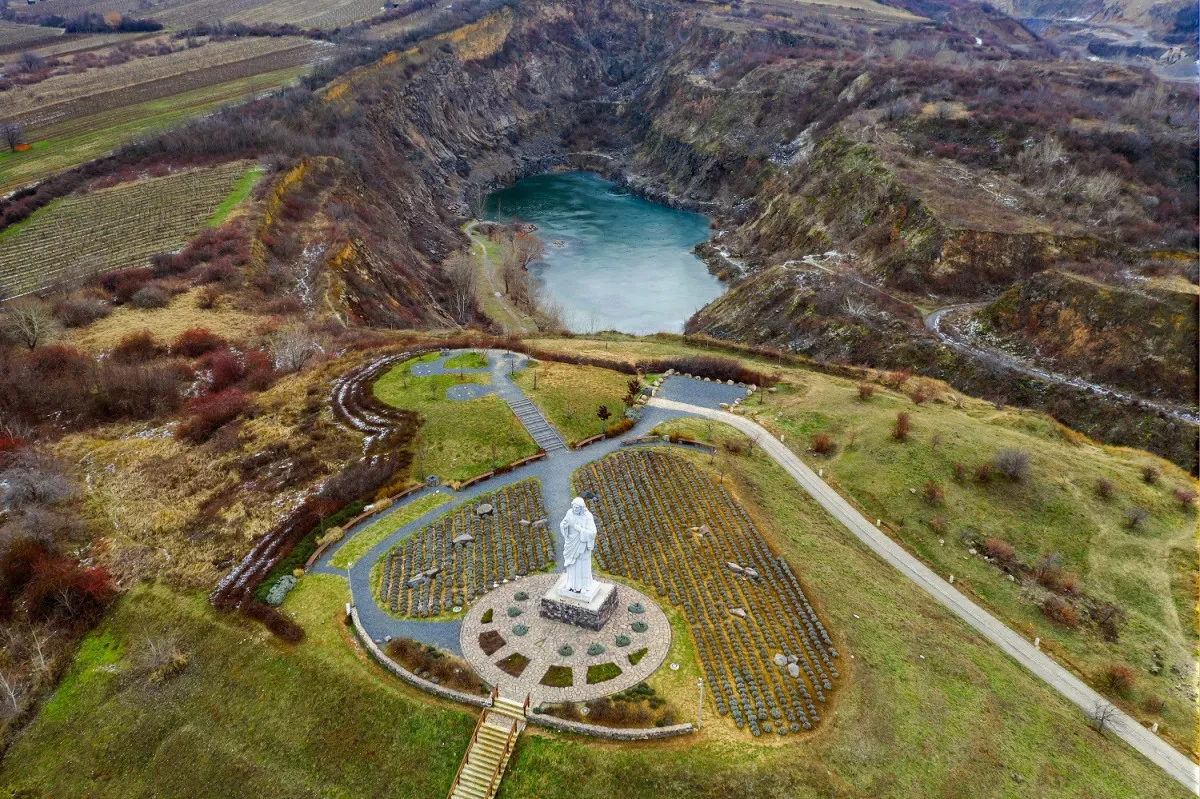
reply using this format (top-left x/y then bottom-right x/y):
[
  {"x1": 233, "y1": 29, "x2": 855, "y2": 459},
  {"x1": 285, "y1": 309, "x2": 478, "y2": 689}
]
[{"x1": 538, "y1": 574, "x2": 618, "y2": 631}]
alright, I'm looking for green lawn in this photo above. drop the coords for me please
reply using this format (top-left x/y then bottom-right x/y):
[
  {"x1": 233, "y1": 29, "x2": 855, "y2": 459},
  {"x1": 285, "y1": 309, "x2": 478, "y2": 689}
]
[
  {"x1": 0, "y1": 579, "x2": 473, "y2": 798},
  {"x1": 373, "y1": 356, "x2": 537, "y2": 483},
  {"x1": 510, "y1": 361, "x2": 634, "y2": 443},
  {"x1": 206, "y1": 165, "x2": 264, "y2": 226},
  {"x1": 444, "y1": 351, "x2": 489, "y2": 370},
  {"x1": 329, "y1": 491, "x2": 453, "y2": 570}
]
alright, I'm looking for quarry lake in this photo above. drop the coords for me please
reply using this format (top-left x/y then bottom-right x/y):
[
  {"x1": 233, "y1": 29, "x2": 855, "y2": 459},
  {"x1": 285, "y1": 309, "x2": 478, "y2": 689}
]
[{"x1": 484, "y1": 171, "x2": 722, "y2": 334}]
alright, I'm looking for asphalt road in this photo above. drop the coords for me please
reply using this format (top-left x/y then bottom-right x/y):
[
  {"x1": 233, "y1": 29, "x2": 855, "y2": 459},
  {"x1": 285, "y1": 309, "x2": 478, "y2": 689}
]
[{"x1": 649, "y1": 396, "x2": 1200, "y2": 795}]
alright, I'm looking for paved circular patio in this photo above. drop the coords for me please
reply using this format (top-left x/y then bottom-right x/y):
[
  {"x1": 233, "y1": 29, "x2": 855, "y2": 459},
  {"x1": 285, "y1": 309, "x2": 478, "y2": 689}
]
[{"x1": 460, "y1": 572, "x2": 670, "y2": 704}]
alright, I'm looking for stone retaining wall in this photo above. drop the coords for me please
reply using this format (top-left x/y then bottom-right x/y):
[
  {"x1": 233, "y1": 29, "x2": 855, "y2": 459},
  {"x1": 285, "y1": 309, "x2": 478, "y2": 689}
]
[
  {"x1": 349, "y1": 606, "x2": 491, "y2": 708},
  {"x1": 527, "y1": 712, "x2": 695, "y2": 740}
]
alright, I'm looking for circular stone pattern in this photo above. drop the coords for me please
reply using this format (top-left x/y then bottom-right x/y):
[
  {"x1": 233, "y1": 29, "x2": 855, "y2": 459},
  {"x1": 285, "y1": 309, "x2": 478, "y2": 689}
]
[{"x1": 460, "y1": 572, "x2": 670, "y2": 704}]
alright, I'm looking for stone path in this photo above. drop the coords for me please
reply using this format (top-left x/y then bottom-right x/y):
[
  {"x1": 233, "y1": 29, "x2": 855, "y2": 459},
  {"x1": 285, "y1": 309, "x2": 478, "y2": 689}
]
[
  {"x1": 458, "y1": 572, "x2": 670, "y2": 704},
  {"x1": 647, "y1": 395, "x2": 1200, "y2": 796}
]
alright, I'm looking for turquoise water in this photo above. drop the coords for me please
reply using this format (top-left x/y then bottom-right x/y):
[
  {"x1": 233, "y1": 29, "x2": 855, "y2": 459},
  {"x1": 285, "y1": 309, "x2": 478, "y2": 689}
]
[{"x1": 483, "y1": 171, "x2": 721, "y2": 334}]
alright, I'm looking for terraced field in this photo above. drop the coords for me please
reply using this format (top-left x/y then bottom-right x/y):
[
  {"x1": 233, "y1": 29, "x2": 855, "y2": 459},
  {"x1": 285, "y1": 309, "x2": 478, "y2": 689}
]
[{"x1": 0, "y1": 161, "x2": 256, "y2": 297}]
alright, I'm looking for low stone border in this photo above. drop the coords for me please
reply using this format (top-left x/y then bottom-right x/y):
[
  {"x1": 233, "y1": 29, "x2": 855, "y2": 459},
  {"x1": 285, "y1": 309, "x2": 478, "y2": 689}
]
[
  {"x1": 527, "y1": 712, "x2": 694, "y2": 740},
  {"x1": 352, "y1": 605, "x2": 696, "y2": 740},
  {"x1": 305, "y1": 486, "x2": 428, "y2": 568},
  {"x1": 349, "y1": 605, "x2": 491, "y2": 708}
]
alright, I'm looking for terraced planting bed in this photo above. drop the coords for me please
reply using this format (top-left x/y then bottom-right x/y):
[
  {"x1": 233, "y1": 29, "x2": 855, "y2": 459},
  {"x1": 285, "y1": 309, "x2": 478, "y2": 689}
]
[
  {"x1": 575, "y1": 449, "x2": 841, "y2": 736},
  {"x1": 377, "y1": 479, "x2": 554, "y2": 617},
  {"x1": 0, "y1": 162, "x2": 256, "y2": 296}
]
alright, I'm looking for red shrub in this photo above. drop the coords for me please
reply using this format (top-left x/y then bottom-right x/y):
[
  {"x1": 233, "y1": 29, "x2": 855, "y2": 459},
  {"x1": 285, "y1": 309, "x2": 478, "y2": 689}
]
[
  {"x1": 104, "y1": 268, "x2": 154, "y2": 303},
  {"x1": 177, "y1": 388, "x2": 250, "y2": 444},
  {"x1": 1042, "y1": 596, "x2": 1078, "y2": 627},
  {"x1": 111, "y1": 330, "x2": 166, "y2": 363},
  {"x1": 982, "y1": 537, "x2": 1015, "y2": 563},
  {"x1": 172, "y1": 327, "x2": 227, "y2": 358},
  {"x1": 203, "y1": 348, "x2": 246, "y2": 392},
  {"x1": 26, "y1": 345, "x2": 92, "y2": 376},
  {"x1": 892, "y1": 412, "x2": 910, "y2": 442},
  {"x1": 240, "y1": 349, "x2": 277, "y2": 392},
  {"x1": 1097, "y1": 663, "x2": 1135, "y2": 698},
  {"x1": 810, "y1": 433, "x2": 835, "y2": 455},
  {"x1": 857, "y1": 383, "x2": 875, "y2": 400},
  {"x1": 910, "y1": 386, "x2": 930, "y2": 405},
  {"x1": 922, "y1": 481, "x2": 943, "y2": 505},
  {"x1": 1174, "y1": 487, "x2": 1197, "y2": 508},
  {"x1": 973, "y1": 463, "x2": 993, "y2": 484},
  {"x1": 952, "y1": 462, "x2": 968, "y2": 482}
]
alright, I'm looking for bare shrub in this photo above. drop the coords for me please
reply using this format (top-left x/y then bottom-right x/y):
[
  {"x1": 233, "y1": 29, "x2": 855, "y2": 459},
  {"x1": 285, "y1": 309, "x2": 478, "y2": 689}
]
[
  {"x1": 857, "y1": 383, "x2": 875, "y2": 401},
  {"x1": 272, "y1": 327, "x2": 321, "y2": 372},
  {"x1": 1097, "y1": 663, "x2": 1135, "y2": 698},
  {"x1": 910, "y1": 386, "x2": 929, "y2": 405},
  {"x1": 136, "y1": 636, "x2": 189, "y2": 684},
  {"x1": 973, "y1": 463, "x2": 993, "y2": 484},
  {"x1": 130, "y1": 283, "x2": 171, "y2": 309},
  {"x1": 54, "y1": 295, "x2": 111, "y2": 328},
  {"x1": 1033, "y1": 551, "x2": 1063, "y2": 589},
  {"x1": 1140, "y1": 465, "x2": 1158, "y2": 485},
  {"x1": 992, "y1": 448, "x2": 1031, "y2": 481},
  {"x1": 951, "y1": 462, "x2": 967, "y2": 482},
  {"x1": 1123, "y1": 506, "x2": 1149, "y2": 529},
  {"x1": 1173, "y1": 487, "x2": 1197, "y2": 508},
  {"x1": 172, "y1": 328, "x2": 227, "y2": 358},
  {"x1": 892, "y1": 412, "x2": 910, "y2": 442},
  {"x1": 810, "y1": 433, "x2": 835, "y2": 455},
  {"x1": 922, "y1": 481, "x2": 943, "y2": 505},
  {"x1": 1042, "y1": 595, "x2": 1077, "y2": 627},
  {"x1": 982, "y1": 537, "x2": 1014, "y2": 564},
  {"x1": 110, "y1": 330, "x2": 165, "y2": 363},
  {"x1": 1096, "y1": 477, "x2": 1114, "y2": 500},
  {"x1": 1092, "y1": 602, "x2": 1126, "y2": 642}
]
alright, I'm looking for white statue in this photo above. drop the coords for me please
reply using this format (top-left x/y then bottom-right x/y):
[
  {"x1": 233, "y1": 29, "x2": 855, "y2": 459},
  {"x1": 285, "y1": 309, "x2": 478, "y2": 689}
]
[{"x1": 559, "y1": 497, "x2": 597, "y2": 598}]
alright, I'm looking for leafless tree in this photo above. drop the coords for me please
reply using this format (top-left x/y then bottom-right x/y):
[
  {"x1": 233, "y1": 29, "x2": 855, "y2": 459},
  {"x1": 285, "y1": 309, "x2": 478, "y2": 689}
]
[
  {"x1": 3, "y1": 298, "x2": 56, "y2": 350},
  {"x1": 0, "y1": 668, "x2": 23, "y2": 714},
  {"x1": 16, "y1": 51, "x2": 44, "y2": 73},
  {"x1": 2, "y1": 123, "x2": 22, "y2": 153},
  {"x1": 445, "y1": 252, "x2": 477, "y2": 324},
  {"x1": 1088, "y1": 701, "x2": 1120, "y2": 735},
  {"x1": 272, "y1": 326, "x2": 321, "y2": 372}
]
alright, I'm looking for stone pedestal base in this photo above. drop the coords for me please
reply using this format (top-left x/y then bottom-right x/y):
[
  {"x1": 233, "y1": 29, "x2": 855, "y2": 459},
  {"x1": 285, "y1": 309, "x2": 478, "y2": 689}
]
[{"x1": 539, "y1": 574, "x2": 618, "y2": 631}]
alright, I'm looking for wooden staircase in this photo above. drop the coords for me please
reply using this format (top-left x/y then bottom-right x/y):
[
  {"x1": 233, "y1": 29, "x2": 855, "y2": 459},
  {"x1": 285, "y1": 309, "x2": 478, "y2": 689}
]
[{"x1": 447, "y1": 691, "x2": 528, "y2": 799}]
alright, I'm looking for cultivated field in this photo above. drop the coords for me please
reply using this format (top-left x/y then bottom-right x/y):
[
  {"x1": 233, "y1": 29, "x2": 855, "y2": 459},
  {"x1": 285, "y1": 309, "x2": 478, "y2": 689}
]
[
  {"x1": 0, "y1": 64, "x2": 308, "y2": 193},
  {"x1": 0, "y1": 161, "x2": 257, "y2": 297},
  {"x1": 2, "y1": 36, "x2": 323, "y2": 130},
  {"x1": 127, "y1": 0, "x2": 384, "y2": 28},
  {"x1": 0, "y1": 21, "x2": 64, "y2": 54}
]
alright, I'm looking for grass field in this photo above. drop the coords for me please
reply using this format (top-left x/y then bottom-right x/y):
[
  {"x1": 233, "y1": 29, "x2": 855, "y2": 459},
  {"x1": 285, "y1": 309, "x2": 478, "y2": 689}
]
[
  {"x1": 0, "y1": 161, "x2": 256, "y2": 296},
  {"x1": 510, "y1": 360, "x2": 632, "y2": 442},
  {"x1": 330, "y1": 492, "x2": 453, "y2": 570},
  {"x1": 373, "y1": 356, "x2": 539, "y2": 483},
  {"x1": 443, "y1": 351, "x2": 488, "y2": 369},
  {"x1": 4, "y1": 450, "x2": 1189, "y2": 797}
]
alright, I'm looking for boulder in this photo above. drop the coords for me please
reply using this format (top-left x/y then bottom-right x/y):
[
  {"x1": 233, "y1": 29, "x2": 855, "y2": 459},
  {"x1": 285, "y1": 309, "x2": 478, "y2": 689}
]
[
  {"x1": 726, "y1": 561, "x2": 744, "y2": 573},
  {"x1": 787, "y1": 663, "x2": 800, "y2": 678},
  {"x1": 729, "y1": 607, "x2": 747, "y2": 619},
  {"x1": 773, "y1": 653, "x2": 787, "y2": 666},
  {"x1": 453, "y1": 534, "x2": 475, "y2": 545},
  {"x1": 476, "y1": 503, "x2": 494, "y2": 516}
]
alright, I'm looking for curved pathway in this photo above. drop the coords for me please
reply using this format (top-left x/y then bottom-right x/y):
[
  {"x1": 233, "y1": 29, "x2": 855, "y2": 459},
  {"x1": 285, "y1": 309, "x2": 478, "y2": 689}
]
[
  {"x1": 648, "y1": 395, "x2": 1199, "y2": 795},
  {"x1": 925, "y1": 304, "x2": 1200, "y2": 426}
]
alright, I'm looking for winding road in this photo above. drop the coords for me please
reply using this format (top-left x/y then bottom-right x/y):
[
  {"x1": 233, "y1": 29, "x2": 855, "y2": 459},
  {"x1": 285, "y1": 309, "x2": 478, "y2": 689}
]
[
  {"x1": 649, "y1": 396, "x2": 1200, "y2": 795},
  {"x1": 924, "y1": 304, "x2": 1200, "y2": 426}
]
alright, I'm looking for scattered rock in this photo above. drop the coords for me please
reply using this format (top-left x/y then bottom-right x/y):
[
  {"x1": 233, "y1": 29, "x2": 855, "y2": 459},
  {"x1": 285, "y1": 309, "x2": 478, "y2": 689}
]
[
  {"x1": 476, "y1": 503, "x2": 494, "y2": 516},
  {"x1": 788, "y1": 663, "x2": 800, "y2": 678},
  {"x1": 787, "y1": 655, "x2": 798, "y2": 665},
  {"x1": 730, "y1": 607, "x2": 747, "y2": 619},
  {"x1": 726, "y1": 561, "x2": 744, "y2": 573},
  {"x1": 773, "y1": 653, "x2": 788, "y2": 666},
  {"x1": 743, "y1": 567, "x2": 760, "y2": 578},
  {"x1": 453, "y1": 534, "x2": 475, "y2": 544},
  {"x1": 519, "y1": 519, "x2": 530, "y2": 526}
]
